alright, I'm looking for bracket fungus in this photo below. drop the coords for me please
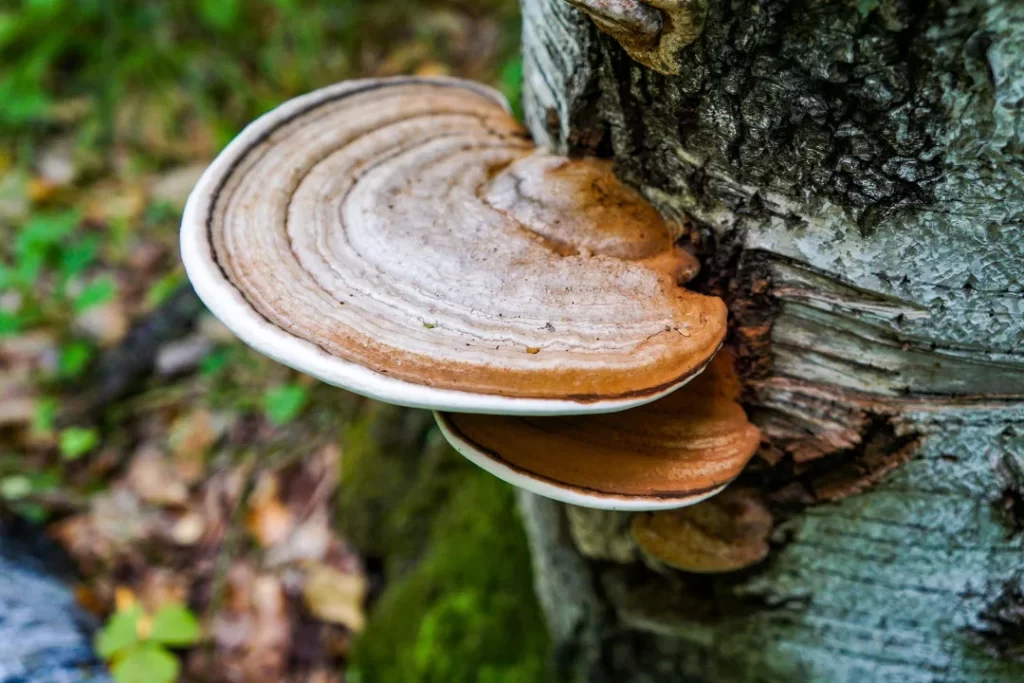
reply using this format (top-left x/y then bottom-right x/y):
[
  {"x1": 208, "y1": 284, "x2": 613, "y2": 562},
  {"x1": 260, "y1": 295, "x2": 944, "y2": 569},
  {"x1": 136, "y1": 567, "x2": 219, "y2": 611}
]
[
  {"x1": 630, "y1": 487, "x2": 772, "y2": 572},
  {"x1": 181, "y1": 77, "x2": 725, "y2": 415},
  {"x1": 434, "y1": 352, "x2": 761, "y2": 510}
]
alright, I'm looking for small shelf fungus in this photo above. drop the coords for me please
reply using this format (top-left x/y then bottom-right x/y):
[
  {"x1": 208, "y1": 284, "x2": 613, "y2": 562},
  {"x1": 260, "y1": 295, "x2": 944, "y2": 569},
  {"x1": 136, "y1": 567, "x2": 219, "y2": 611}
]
[
  {"x1": 434, "y1": 353, "x2": 761, "y2": 510},
  {"x1": 630, "y1": 487, "x2": 772, "y2": 572},
  {"x1": 181, "y1": 77, "x2": 725, "y2": 416}
]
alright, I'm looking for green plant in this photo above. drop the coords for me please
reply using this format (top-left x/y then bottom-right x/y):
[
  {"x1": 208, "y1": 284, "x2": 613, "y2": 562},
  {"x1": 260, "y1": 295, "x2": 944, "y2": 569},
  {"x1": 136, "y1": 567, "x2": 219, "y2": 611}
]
[
  {"x1": 0, "y1": 468, "x2": 61, "y2": 523},
  {"x1": 2, "y1": 210, "x2": 116, "y2": 346},
  {"x1": 496, "y1": 54, "x2": 523, "y2": 120},
  {"x1": 96, "y1": 601, "x2": 201, "y2": 683},
  {"x1": 262, "y1": 382, "x2": 309, "y2": 425},
  {"x1": 58, "y1": 425, "x2": 99, "y2": 460}
]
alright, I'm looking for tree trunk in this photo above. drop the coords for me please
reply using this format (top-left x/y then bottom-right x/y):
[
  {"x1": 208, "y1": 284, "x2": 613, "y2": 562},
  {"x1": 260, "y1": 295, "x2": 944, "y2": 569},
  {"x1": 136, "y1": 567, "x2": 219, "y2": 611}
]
[{"x1": 517, "y1": 0, "x2": 1024, "y2": 680}]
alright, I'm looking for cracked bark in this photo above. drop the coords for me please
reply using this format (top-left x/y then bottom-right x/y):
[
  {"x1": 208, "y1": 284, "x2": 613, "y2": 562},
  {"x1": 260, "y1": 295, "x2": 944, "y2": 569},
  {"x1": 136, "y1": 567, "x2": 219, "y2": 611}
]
[{"x1": 519, "y1": 0, "x2": 1024, "y2": 680}]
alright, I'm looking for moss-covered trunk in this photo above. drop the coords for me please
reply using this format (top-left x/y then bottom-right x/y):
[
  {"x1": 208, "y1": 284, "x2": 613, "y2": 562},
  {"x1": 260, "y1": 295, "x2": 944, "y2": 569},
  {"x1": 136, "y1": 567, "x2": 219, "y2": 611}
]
[{"x1": 518, "y1": 0, "x2": 1024, "y2": 680}]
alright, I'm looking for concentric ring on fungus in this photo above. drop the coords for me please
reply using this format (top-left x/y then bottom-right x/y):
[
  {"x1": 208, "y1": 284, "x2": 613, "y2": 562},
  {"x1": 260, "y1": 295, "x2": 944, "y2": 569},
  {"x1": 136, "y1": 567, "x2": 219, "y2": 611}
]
[{"x1": 181, "y1": 77, "x2": 727, "y2": 415}]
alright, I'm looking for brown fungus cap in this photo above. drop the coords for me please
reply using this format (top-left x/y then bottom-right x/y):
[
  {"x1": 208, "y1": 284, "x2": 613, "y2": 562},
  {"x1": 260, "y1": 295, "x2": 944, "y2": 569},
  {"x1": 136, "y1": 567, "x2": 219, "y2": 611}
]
[
  {"x1": 181, "y1": 77, "x2": 725, "y2": 415},
  {"x1": 434, "y1": 351, "x2": 762, "y2": 509},
  {"x1": 630, "y1": 487, "x2": 773, "y2": 572}
]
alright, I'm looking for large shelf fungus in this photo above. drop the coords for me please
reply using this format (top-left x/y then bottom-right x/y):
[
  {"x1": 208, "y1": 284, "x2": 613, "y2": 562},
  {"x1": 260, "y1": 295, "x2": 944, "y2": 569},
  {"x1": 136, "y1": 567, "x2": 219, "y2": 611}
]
[
  {"x1": 181, "y1": 77, "x2": 726, "y2": 415},
  {"x1": 434, "y1": 353, "x2": 761, "y2": 510}
]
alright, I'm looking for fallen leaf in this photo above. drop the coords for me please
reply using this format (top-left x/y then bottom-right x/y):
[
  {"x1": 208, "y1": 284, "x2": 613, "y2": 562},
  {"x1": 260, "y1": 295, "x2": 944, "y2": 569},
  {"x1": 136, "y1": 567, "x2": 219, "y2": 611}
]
[
  {"x1": 265, "y1": 512, "x2": 331, "y2": 567},
  {"x1": 0, "y1": 394, "x2": 36, "y2": 426},
  {"x1": 246, "y1": 473, "x2": 294, "y2": 548},
  {"x1": 170, "y1": 511, "x2": 206, "y2": 546},
  {"x1": 301, "y1": 563, "x2": 367, "y2": 632},
  {"x1": 36, "y1": 136, "x2": 77, "y2": 186},
  {"x1": 75, "y1": 299, "x2": 129, "y2": 346},
  {"x1": 168, "y1": 409, "x2": 223, "y2": 482},
  {"x1": 156, "y1": 334, "x2": 215, "y2": 376},
  {"x1": 127, "y1": 446, "x2": 190, "y2": 506},
  {"x1": 149, "y1": 163, "x2": 209, "y2": 208}
]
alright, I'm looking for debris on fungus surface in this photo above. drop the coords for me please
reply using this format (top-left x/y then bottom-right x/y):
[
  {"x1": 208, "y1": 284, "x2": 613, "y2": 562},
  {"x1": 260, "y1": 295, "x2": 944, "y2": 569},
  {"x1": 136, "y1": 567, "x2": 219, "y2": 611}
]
[
  {"x1": 630, "y1": 486, "x2": 773, "y2": 573},
  {"x1": 181, "y1": 76, "x2": 726, "y2": 416}
]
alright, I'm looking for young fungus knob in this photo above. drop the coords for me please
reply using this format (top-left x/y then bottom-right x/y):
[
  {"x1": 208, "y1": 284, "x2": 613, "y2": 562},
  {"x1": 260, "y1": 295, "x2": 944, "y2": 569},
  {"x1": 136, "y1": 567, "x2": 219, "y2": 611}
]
[
  {"x1": 181, "y1": 77, "x2": 726, "y2": 415},
  {"x1": 434, "y1": 352, "x2": 761, "y2": 510},
  {"x1": 630, "y1": 487, "x2": 773, "y2": 573}
]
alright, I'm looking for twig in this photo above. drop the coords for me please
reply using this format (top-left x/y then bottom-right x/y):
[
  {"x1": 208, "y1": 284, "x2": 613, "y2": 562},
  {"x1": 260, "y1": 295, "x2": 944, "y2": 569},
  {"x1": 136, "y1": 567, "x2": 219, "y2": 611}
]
[{"x1": 61, "y1": 283, "x2": 205, "y2": 425}]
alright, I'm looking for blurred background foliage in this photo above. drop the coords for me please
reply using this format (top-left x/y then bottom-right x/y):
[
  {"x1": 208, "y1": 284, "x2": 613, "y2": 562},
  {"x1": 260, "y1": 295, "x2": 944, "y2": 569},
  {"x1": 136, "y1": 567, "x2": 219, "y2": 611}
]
[
  {"x1": 0, "y1": 1, "x2": 543, "y2": 682},
  {"x1": 0, "y1": 0, "x2": 523, "y2": 145}
]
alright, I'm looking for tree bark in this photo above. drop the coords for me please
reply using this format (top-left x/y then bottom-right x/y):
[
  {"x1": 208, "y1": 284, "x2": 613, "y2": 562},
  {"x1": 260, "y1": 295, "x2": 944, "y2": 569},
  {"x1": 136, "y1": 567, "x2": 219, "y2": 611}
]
[{"x1": 517, "y1": 0, "x2": 1024, "y2": 680}]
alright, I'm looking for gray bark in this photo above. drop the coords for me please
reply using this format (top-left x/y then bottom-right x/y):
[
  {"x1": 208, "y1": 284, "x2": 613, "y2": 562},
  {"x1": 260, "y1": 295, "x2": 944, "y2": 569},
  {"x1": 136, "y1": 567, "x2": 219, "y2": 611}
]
[
  {"x1": 0, "y1": 523, "x2": 108, "y2": 682},
  {"x1": 518, "y1": 0, "x2": 1024, "y2": 680}
]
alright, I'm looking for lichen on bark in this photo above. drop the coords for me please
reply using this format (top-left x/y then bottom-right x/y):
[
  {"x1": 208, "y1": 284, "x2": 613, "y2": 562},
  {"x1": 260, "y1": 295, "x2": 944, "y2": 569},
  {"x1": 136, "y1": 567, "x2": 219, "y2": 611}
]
[{"x1": 520, "y1": 0, "x2": 1024, "y2": 679}]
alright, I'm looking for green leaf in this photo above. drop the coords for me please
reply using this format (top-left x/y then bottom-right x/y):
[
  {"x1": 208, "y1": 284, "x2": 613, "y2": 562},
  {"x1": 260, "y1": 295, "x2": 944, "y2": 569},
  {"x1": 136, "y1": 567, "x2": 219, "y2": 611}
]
[
  {"x1": 497, "y1": 56, "x2": 523, "y2": 120},
  {"x1": 149, "y1": 604, "x2": 201, "y2": 647},
  {"x1": 25, "y1": 0, "x2": 66, "y2": 19},
  {"x1": 856, "y1": 0, "x2": 880, "y2": 17},
  {"x1": 73, "y1": 276, "x2": 116, "y2": 313},
  {"x1": 111, "y1": 643, "x2": 179, "y2": 683},
  {"x1": 96, "y1": 605, "x2": 143, "y2": 660},
  {"x1": 15, "y1": 502, "x2": 48, "y2": 524},
  {"x1": 13, "y1": 247, "x2": 45, "y2": 286},
  {"x1": 16, "y1": 211, "x2": 80, "y2": 257},
  {"x1": 59, "y1": 237, "x2": 99, "y2": 279},
  {"x1": 0, "y1": 264, "x2": 18, "y2": 290},
  {"x1": 144, "y1": 272, "x2": 184, "y2": 309},
  {"x1": 262, "y1": 383, "x2": 308, "y2": 426},
  {"x1": 0, "y1": 79, "x2": 50, "y2": 126},
  {"x1": 197, "y1": 0, "x2": 241, "y2": 31},
  {"x1": 0, "y1": 310, "x2": 22, "y2": 337},
  {"x1": 199, "y1": 347, "x2": 230, "y2": 377},
  {"x1": 32, "y1": 396, "x2": 58, "y2": 434},
  {"x1": 58, "y1": 340, "x2": 92, "y2": 378},
  {"x1": 59, "y1": 426, "x2": 99, "y2": 460},
  {"x1": 0, "y1": 475, "x2": 33, "y2": 501}
]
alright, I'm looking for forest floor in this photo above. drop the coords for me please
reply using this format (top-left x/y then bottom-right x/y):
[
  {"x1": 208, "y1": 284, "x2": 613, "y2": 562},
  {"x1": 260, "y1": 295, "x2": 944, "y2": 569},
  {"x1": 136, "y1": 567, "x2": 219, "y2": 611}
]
[{"x1": 0, "y1": 2, "x2": 546, "y2": 682}]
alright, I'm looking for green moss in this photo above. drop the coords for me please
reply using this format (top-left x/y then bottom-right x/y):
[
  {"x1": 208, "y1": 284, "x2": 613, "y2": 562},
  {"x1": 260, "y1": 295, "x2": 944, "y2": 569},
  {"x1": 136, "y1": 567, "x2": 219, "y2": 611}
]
[
  {"x1": 335, "y1": 402, "x2": 448, "y2": 568},
  {"x1": 348, "y1": 446, "x2": 549, "y2": 683}
]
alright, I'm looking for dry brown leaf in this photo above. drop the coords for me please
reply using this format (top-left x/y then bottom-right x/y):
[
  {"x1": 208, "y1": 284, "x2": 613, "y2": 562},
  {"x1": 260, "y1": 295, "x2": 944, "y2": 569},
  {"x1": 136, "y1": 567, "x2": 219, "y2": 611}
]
[
  {"x1": 156, "y1": 334, "x2": 215, "y2": 376},
  {"x1": 128, "y1": 241, "x2": 167, "y2": 273},
  {"x1": 301, "y1": 563, "x2": 367, "y2": 632},
  {"x1": 214, "y1": 568, "x2": 291, "y2": 681},
  {"x1": 0, "y1": 394, "x2": 36, "y2": 426},
  {"x1": 76, "y1": 300, "x2": 129, "y2": 346},
  {"x1": 265, "y1": 512, "x2": 332, "y2": 567},
  {"x1": 0, "y1": 331, "x2": 59, "y2": 368},
  {"x1": 149, "y1": 163, "x2": 209, "y2": 208},
  {"x1": 127, "y1": 445, "x2": 190, "y2": 506},
  {"x1": 138, "y1": 569, "x2": 189, "y2": 613},
  {"x1": 168, "y1": 409, "x2": 224, "y2": 482},
  {"x1": 171, "y1": 511, "x2": 207, "y2": 546},
  {"x1": 246, "y1": 473, "x2": 295, "y2": 548},
  {"x1": 415, "y1": 61, "x2": 450, "y2": 77},
  {"x1": 83, "y1": 181, "x2": 147, "y2": 223}
]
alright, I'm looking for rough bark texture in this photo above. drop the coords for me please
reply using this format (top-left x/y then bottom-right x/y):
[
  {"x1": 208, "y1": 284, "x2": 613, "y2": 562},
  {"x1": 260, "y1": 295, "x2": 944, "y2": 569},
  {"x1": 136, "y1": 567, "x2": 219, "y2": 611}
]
[{"x1": 519, "y1": 0, "x2": 1024, "y2": 680}]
